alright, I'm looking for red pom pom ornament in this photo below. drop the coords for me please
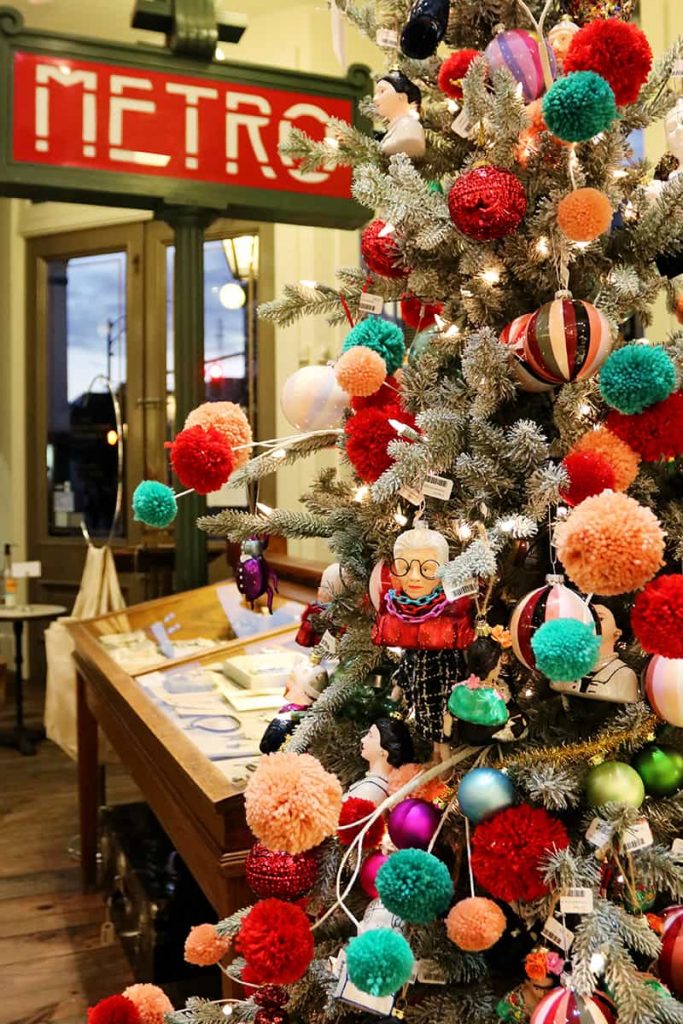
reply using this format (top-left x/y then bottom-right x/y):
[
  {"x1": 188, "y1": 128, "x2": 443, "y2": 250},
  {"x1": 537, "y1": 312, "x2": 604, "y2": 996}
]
[
  {"x1": 560, "y1": 450, "x2": 615, "y2": 507},
  {"x1": 438, "y1": 49, "x2": 481, "y2": 100},
  {"x1": 606, "y1": 391, "x2": 683, "y2": 462},
  {"x1": 338, "y1": 797, "x2": 386, "y2": 848},
  {"x1": 169, "y1": 425, "x2": 234, "y2": 494},
  {"x1": 350, "y1": 375, "x2": 400, "y2": 412},
  {"x1": 564, "y1": 19, "x2": 652, "y2": 107},
  {"x1": 236, "y1": 898, "x2": 314, "y2": 985},
  {"x1": 448, "y1": 166, "x2": 527, "y2": 241},
  {"x1": 88, "y1": 996, "x2": 141, "y2": 1024},
  {"x1": 633, "y1": 575, "x2": 683, "y2": 660},
  {"x1": 361, "y1": 220, "x2": 409, "y2": 279},
  {"x1": 400, "y1": 295, "x2": 443, "y2": 331},
  {"x1": 471, "y1": 804, "x2": 569, "y2": 903},
  {"x1": 344, "y1": 404, "x2": 416, "y2": 483},
  {"x1": 245, "y1": 843, "x2": 319, "y2": 901}
]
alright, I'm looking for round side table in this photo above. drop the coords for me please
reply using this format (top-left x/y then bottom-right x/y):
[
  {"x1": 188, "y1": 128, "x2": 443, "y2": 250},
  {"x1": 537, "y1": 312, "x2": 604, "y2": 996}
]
[{"x1": 0, "y1": 604, "x2": 66, "y2": 755}]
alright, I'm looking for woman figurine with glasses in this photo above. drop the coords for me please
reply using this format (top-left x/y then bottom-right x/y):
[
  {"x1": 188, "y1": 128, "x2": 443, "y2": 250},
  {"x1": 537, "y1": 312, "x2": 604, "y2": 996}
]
[{"x1": 372, "y1": 523, "x2": 475, "y2": 761}]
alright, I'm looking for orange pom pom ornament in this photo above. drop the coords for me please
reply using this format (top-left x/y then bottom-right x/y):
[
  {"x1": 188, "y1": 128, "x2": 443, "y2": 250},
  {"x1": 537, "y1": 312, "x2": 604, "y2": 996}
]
[
  {"x1": 571, "y1": 427, "x2": 640, "y2": 491},
  {"x1": 335, "y1": 347, "x2": 387, "y2": 397},
  {"x1": 184, "y1": 401, "x2": 252, "y2": 469},
  {"x1": 184, "y1": 924, "x2": 232, "y2": 966},
  {"x1": 446, "y1": 897, "x2": 506, "y2": 951},
  {"x1": 557, "y1": 188, "x2": 613, "y2": 242},
  {"x1": 121, "y1": 985, "x2": 173, "y2": 1024}
]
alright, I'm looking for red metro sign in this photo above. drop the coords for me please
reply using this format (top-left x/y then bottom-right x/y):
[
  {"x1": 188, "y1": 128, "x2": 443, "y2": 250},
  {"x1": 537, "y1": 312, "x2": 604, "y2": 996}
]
[{"x1": 0, "y1": 9, "x2": 371, "y2": 226}]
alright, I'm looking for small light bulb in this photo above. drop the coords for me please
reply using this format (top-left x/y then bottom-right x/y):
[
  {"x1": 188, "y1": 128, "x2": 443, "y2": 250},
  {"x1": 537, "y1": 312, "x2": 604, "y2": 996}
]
[
  {"x1": 378, "y1": 222, "x2": 395, "y2": 238},
  {"x1": 325, "y1": 136, "x2": 339, "y2": 149},
  {"x1": 500, "y1": 518, "x2": 514, "y2": 532},
  {"x1": 445, "y1": 324, "x2": 460, "y2": 338},
  {"x1": 574, "y1": 241, "x2": 590, "y2": 251},
  {"x1": 612, "y1": 168, "x2": 628, "y2": 179},
  {"x1": 447, "y1": 99, "x2": 459, "y2": 114},
  {"x1": 394, "y1": 510, "x2": 408, "y2": 527},
  {"x1": 536, "y1": 236, "x2": 550, "y2": 257},
  {"x1": 524, "y1": 688, "x2": 534, "y2": 697},
  {"x1": 222, "y1": 1005, "x2": 234, "y2": 1017},
  {"x1": 354, "y1": 485, "x2": 369, "y2": 502},
  {"x1": 579, "y1": 403, "x2": 592, "y2": 417},
  {"x1": 457, "y1": 523, "x2": 472, "y2": 541},
  {"x1": 271, "y1": 448, "x2": 287, "y2": 460},
  {"x1": 59, "y1": 63, "x2": 72, "y2": 76},
  {"x1": 480, "y1": 267, "x2": 500, "y2": 285},
  {"x1": 299, "y1": 279, "x2": 318, "y2": 289},
  {"x1": 106, "y1": 429, "x2": 118, "y2": 446},
  {"x1": 215, "y1": 45, "x2": 226, "y2": 60},
  {"x1": 590, "y1": 953, "x2": 606, "y2": 974},
  {"x1": 256, "y1": 502, "x2": 273, "y2": 515}
]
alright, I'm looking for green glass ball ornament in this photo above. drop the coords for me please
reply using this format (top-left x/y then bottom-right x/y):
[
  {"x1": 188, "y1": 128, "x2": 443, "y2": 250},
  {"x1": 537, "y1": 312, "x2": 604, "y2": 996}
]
[
  {"x1": 585, "y1": 761, "x2": 645, "y2": 808},
  {"x1": 624, "y1": 884, "x2": 656, "y2": 914},
  {"x1": 633, "y1": 744, "x2": 683, "y2": 798},
  {"x1": 408, "y1": 327, "x2": 436, "y2": 365}
]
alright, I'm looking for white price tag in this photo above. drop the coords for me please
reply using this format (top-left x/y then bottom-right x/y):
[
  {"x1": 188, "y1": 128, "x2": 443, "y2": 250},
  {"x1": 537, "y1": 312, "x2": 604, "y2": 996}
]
[
  {"x1": 560, "y1": 887, "x2": 594, "y2": 915},
  {"x1": 11, "y1": 560, "x2": 42, "y2": 579},
  {"x1": 319, "y1": 630, "x2": 337, "y2": 656},
  {"x1": 375, "y1": 27, "x2": 399, "y2": 47},
  {"x1": 442, "y1": 576, "x2": 478, "y2": 603},
  {"x1": 422, "y1": 474, "x2": 454, "y2": 500},
  {"x1": 586, "y1": 817, "x2": 614, "y2": 848},
  {"x1": 399, "y1": 483, "x2": 424, "y2": 506},
  {"x1": 622, "y1": 818, "x2": 653, "y2": 853},
  {"x1": 358, "y1": 292, "x2": 384, "y2": 315},
  {"x1": 451, "y1": 109, "x2": 473, "y2": 138},
  {"x1": 542, "y1": 915, "x2": 574, "y2": 950},
  {"x1": 416, "y1": 959, "x2": 447, "y2": 985},
  {"x1": 672, "y1": 838, "x2": 683, "y2": 861}
]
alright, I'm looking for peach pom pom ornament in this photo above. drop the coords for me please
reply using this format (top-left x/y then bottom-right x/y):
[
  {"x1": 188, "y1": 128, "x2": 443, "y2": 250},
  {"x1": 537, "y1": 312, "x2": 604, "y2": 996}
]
[
  {"x1": 121, "y1": 985, "x2": 173, "y2": 1024},
  {"x1": 571, "y1": 427, "x2": 640, "y2": 491},
  {"x1": 184, "y1": 400, "x2": 252, "y2": 469},
  {"x1": 554, "y1": 491, "x2": 665, "y2": 596},
  {"x1": 557, "y1": 188, "x2": 613, "y2": 242},
  {"x1": 446, "y1": 897, "x2": 506, "y2": 951},
  {"x1": 245, "y1": 751, "x2": 343, "y2": 854},
  {"x1": 184, "y1": 923, "x2": 232, "y2": 966},
  {"x1": 335, "y1": 347, "x2": 387, "y2": 397}
]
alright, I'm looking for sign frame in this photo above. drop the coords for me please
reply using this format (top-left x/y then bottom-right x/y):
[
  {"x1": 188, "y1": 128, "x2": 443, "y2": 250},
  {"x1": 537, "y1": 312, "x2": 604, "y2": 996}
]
[{"x1": 0, "y1": 6, "x2": 372, "y2": 228}]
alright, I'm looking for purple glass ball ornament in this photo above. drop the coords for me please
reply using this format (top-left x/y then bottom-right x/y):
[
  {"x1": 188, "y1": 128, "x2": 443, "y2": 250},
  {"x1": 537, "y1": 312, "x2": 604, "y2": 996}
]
[
  {"x1": 359, "y1": 852, "x2": 389, "y2": 898},
  {"x1": 387, "y1": 798, "x2": 441, "y2": 850}
]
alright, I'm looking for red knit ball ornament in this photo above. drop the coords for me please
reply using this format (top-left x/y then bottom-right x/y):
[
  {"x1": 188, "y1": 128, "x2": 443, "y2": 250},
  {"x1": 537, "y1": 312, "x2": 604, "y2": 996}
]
[
  {"x1": 606, "y1": 391, "x2": 683, "y2": 461},
  {"x1": 559, "y1": 450, "x2": 616, "y2": 507},
  {"x1": 245, "y1": 843, "x2": 319, "y2": 901},
  {"x1": 344, "y1": 404, "x2": 417, "y2": 483},
  {"x1": 361, "y1": 220, "x2": 409, "y2": 279},
  {"x1": 438, "y1": 49, "x2": 481, "y2": 100},
  {"x1": 169, "y1": 425, "x2": 234, "y2": 494},
  {"x1": 235, "y1": 898, "x2": 314, "y2": 985},
  {"x1": 448, "y1": 166, "x2": 526, "y2": 241},
  {"x1": 400, "y1": 295, "x2": 443, "y2": 331},
  {"x1": 563, "y1": 19, "x2": 652, "y2": 107},
  {"x1": 88, "y1": 996, "x2": 142, "y2": 1024},
  {"x1": 253, "y1": 986, "x2": 289, "y2": 1009},
  {"x1": 338, "y1": 797, "x2": 386, "y2": 848},
  {"x1": 471, "y1": 804, "x2": 569, "y2": 903},
  {"x1": 632, "y1": 575, "x2": 683, "y2": 660},
  {"x1": 351, "y1": 375, "x2": 400, "y2": 412}
]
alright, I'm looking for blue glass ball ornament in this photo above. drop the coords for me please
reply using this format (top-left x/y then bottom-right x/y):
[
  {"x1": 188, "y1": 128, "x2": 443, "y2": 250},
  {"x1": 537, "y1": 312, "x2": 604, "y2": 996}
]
[
  {"x1": 346, "y1": 928, "x2": 414, "y2": 997},
  {"x1": 457, "y1": 767, "x2": 515, "y2": 824},
  {"x1": 408, "y1": 327, "x2": 436, "y2": 366},
  {"x1": 342, "y1": 317, "x2": 406, "y2": 375},
  {"x1": 599, "y1": 344, "x2": 676, "y2": 415},
  {"x1": 132, "y1": 480, "x2": 178, "y2": 528},
  {"x1": 543, "y1": 71, "x2": 617, "y2": 142}
]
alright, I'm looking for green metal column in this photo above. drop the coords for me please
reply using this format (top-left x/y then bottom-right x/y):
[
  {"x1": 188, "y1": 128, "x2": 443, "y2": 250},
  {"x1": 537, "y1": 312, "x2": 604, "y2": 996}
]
[{"x1": 161, "y1": 206, "x2": 217, "y2": 592}]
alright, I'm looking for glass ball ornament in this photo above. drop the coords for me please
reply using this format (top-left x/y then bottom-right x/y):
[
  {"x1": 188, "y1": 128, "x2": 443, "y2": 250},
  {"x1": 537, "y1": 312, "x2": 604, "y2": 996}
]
[
  {"x1": 359, "y1": 852, "x2": 389, "y2": 899},
  {"x1": 509, "y1": 576, "x2": 598, "y2": 671},
  {"x1": 523, "y1": 296, "x2": 612, "y2": 385},
  {"x1": 644, "y1": 656, "x2": 683, "y2": 727},
  {"x1": 632, "y1": 744, "x2": 683, "y2": 798},
  {"x1": 408, "y1": 327, "x2": 436, "y2": 366},
  {"x1": 387, "y1": 798, "x2": 441, "y2": 849},
  {"x1": 548, "y1": 17, "x2": 580, "y2": 69},
  {"x1": 500, "y1": 314, "x2": 555, "y2": 393},
  {"x1": 585, "y1": 761, "x2": 645, "y2": 809},
  {"x1": 280, "y1": 364, "x2": 349, "y2": 431},
  {"x1": 457, "y1": 767, "x2": 515, "y2": 824},
  {"x1": 531, "y1": 988, "x2": 616, "y2": 1024},
  {"x1": 659, "y1": 907, "x2": 683, "y2": 998},
  {"x1": 245, "y1": 843, "x2": 319, "y2": 901},
  {"x1": 484, "y1": 29, "x2": 557, "y2": 103}
]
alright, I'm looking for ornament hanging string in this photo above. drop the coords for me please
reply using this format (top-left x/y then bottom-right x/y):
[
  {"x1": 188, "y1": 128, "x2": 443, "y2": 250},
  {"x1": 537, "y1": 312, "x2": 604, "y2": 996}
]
[
  {"x1": 515, "y1": 0, "x2": 555, "y2": 90},
  {"x1": 464, "y1": 817, "x2": 476, "y2": 898},
  {"x1": 338, "y1": 292, "x2": 356, "y2": 328}
]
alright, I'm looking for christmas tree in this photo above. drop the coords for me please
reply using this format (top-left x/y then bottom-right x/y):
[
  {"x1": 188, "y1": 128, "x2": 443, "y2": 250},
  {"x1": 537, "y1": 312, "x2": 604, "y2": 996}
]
[{"x1": 119, "y1": 3, "x2": 683, "y2": 1024}]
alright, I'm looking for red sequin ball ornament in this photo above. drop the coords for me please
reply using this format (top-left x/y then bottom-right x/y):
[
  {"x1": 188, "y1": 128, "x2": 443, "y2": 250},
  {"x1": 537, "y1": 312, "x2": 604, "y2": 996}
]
[
  {"x1": 245, "y1": 842, "x2": 319, "y2": 901},
  {"x1": 361, "y1": 220, "x2": 410, "y2": 279},
  {"x1": 448, "y1": 166, "x2": 527, "y2": 241}
]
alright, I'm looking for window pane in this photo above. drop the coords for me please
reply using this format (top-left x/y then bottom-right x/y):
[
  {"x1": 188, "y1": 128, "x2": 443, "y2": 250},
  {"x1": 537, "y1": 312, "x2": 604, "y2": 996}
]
[{"x1": 46, "y1": 252, "x2": 127, "y2": 538}]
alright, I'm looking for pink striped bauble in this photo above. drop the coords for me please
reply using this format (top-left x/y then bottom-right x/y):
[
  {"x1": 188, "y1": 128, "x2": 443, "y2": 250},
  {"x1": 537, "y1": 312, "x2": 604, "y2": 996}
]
[
  {"x1": 531, "y1": 988, "x2": 616, "y2": 1024},
  {"x1": 281, "y1": 365, "x2": 349, "y2": 431},
  {"x1": 500, "y1": 313, "x2": 555, "y2": 392},
  {"x1": 645, "y1": 656, "x2": 683, "y2": 727},
  {"x1": 510, "y1": 576, "x2": 598, "y2": 670},
  {"x1": 524, "y1": 297, "x2": 612, "y2": 385},
  {"x1": 369, "y1": 559, "x2": 392, "y2": 611},
  {"x1": 659, "y1": 906, "x2": 683, "y2": 997},
  {"x1": 484, "y1": 29, "x2": 557, "y2": 103}
]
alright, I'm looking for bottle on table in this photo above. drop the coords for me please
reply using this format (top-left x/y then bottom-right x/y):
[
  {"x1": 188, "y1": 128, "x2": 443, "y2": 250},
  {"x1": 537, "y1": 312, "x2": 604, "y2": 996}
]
[{"x1": 3, "y1": 544, "x2": 17, "y2": 608}]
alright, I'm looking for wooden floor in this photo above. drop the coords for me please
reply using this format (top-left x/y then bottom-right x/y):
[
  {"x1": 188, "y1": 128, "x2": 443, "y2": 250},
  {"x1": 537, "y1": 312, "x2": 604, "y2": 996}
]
[{"x1": 0, "y1": 683, "x2": 136, "y2": 1024}]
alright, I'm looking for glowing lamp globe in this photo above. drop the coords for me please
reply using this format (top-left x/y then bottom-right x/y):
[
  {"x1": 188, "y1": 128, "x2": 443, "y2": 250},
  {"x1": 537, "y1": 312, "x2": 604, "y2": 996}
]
[
  {"x1": 531, "y1": 988, "x2": 615, "y2": 1024},
  {"x1": 645, "y1": 656, "x2": 683, "y2": 727},
  {"x1": 659, "y1": 907, "x2": 683, "y2": 997},
  {"x1": 280, "y1": 365, "x2": 349, "y2": 431},
  {"x1": 523, "y1": 296, "x2": 612, "y2": 385},
  {"x1": 484, "y1": 29, "x2": 557, "y2": 103},
  {"x1": 457, "y1": 767, "x2": 515, "y2": 824},
  {"x1": 219, "y1": 282, "x2": 246, "y2": 309},
  {"x1": 510, "y1": 576, "x2": 598, "y2": 671},
  {"x1": 387, "y1": 798, "x2": 441, "y2": 850},
  {"x1": 585, "y1": 761, "x2": 645, "y2": 808}
]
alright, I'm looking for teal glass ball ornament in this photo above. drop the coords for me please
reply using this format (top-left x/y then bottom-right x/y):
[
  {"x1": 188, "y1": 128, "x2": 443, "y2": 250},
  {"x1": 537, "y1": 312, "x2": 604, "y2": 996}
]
[
  {"x1": 457, "y1": 767, "x2": 515, "y2": 824},
  {"x1": 585, "y1": 761, "x2": 645, "y2": 808},
  {"x1": 632, "y1": 744, "x2": 683, "y2": 798},
  {"x1": 408, "y1": 327, "x2": 436, "y2": 365}
]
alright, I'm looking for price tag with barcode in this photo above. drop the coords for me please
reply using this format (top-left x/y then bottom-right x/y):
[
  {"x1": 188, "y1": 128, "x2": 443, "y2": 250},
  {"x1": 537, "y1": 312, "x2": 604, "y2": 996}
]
[
  {"x1": 318, "y1": 630, "x2": 337, "y2": 656},
  {"x1": 443, "y1": 577, "x2": 478, "y2": 603},
  {"x1": 422, "y1": 474, "x2": 454, "y2": 500},
  {"x1": 399, "y1": 483, "x2": 424, "y2": 506},
  {"x1": 451, "y1": 109, "x2": 473, "y2": 138},
  {"x1": 358, "y1": 293, "x2": 384, "y2": 315},
  {"x1": 672, "y1": 838, "x2": 683, "y2": 861},
  {"x1": 542, "y1": 915, "x2": 574, "y2": 951},
  {"x1": 622, "y1": 818, "x2": 653, "y2": 852},
  {"x1": 416, "y1": 959, "x2": 447, "y2": 985},
  {"x1": 586, "y1": 817, "x2": 614, "y2": 848},
  {"x1": 560, "y1": 887, "x2": 594, "y2": 915},
  {"x1": 376, "y1": 27, "x2": 399, "y2": 47}
]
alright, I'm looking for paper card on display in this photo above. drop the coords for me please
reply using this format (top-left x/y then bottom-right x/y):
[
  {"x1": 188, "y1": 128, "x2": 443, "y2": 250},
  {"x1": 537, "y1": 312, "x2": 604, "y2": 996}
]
[
  {"x1": 560, "y1": 888, "x2": 594, "y2": 915},
  {"x1": 542, "y1": 915, "x2": 574, "y2": 951},
  {"x1": 358, "y1": 292, "x2": 384, "y2": 315},
  {"x1": 11, "y1": 561, "x2": 41, "y2": 578},
  {"x1": 585, "y1": 817, "x2": 614, "y2": 848},
  {"x1": 422, "y1": 474, "x2": 454, "y2": 500},
  {"x1": 621, "y1": 819, "x2": 653, "y2": 853}
]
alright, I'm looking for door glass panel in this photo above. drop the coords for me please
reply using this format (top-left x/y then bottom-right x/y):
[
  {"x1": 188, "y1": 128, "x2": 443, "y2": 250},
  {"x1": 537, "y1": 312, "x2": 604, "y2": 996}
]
[{"x1": 46, "y1": 251, "x2": 127, "y2": 538}]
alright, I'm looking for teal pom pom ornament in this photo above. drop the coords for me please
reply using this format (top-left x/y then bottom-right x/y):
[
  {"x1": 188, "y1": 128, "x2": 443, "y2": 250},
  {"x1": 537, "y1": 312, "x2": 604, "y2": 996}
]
[
  {"x1": 543, "y1": 71, "x2": 617, "y2": 142},
  {"x1": 531, "y1": 618, "x2": 600, "y2": 682},
  {"x1": 342, "y1": 317, "x2": 406, "y2": 376},
  {"x1": 132, "y1": 480, "x2": 177, "y2": 528},
  {"x1": 376, "y1": 848, "x2": 453, "y2": 924},
  {"x1": 346, "y1": 928, "x2": 414, "y2": 996},
  {"x1": 600, "y1": 344, "x2": 676, "y2": 415}
]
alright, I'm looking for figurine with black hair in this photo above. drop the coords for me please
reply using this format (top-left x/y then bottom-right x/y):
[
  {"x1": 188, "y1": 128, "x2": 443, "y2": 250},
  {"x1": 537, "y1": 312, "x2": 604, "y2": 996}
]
[
  {"x1": 550, "y1": 603, "x2": 639, "y2": 704},
  {"x1": 347, "y1": 717, "x2": 415, "y2": 804},
  {"x1": 374, "y1": 71, "x2": 426, "y2": 159},
  {"x1": 259, "y1": 655, "x2": 328, "y2": 754},
  {"x1": 447, "y1": 628, "x2": 529, "y2": 745}
]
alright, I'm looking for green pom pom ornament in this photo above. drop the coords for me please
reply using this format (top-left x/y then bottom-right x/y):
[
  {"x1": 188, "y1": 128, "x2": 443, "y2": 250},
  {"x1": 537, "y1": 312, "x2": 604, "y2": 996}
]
[
  {"x1": 132, "y1": 480, "x2": 178, "y2": 528},
  {"x1": 342, "y1": 317, "x2": 406, "y2": 375},
  {"x1": 346, "y1": 928, "x2": 414, "y2": 996},
  {"x1": 376, "y1": 848, "x2": 453, "y2": 924},
  {"x1": 599, "y1": 344, "x2": 676, "y2": 415},
  {"x1": 543, "y1": 71, "x2": 617, "y2": 142},
  {"x1": 531, "y1": 618, "x2": 600, "y2": 682},
  {"x1": 448, "y1": 684, "x2": 509, "y2": 727}
]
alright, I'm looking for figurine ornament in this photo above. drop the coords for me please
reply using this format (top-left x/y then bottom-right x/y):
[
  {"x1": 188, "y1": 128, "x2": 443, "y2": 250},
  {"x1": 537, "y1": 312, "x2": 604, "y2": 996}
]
[{"x1": 374, "y1": 71, "x2": 426, "y2": 160}]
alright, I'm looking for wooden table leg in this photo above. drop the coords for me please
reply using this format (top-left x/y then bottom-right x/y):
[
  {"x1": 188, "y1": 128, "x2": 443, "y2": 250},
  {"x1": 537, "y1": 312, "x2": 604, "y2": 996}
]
[{"x1": 77, "y1": 671, "x2": 99, "y2": 892}]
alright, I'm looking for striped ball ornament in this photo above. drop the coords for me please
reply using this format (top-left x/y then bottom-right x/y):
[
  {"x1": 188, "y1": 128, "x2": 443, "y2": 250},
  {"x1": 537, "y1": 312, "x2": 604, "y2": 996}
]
[
  {"x1": 645, "y1": 656, "x2": 683, "y2": 728},
  {"x1": 500, "y1": 313, "x2": 555, "y2": 392},
  {"x1": 523, "y1": 296, "x2": 612, "y2": 385},
  {"x1": 484, "y1": 29, "x2": 557, "y2": 103},
  {"x1": 510, "y1": 576, "x2": 598, "y2": 671},
  {"x1": 531, "y1": 988, "x2": 616, "y2": 1024},
  {"x1": 659, "y1": 906, "x2": 683, "y2": 997},
  {"x1": 281, "y1": 364, "x2": 349, "y2": 431}
]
